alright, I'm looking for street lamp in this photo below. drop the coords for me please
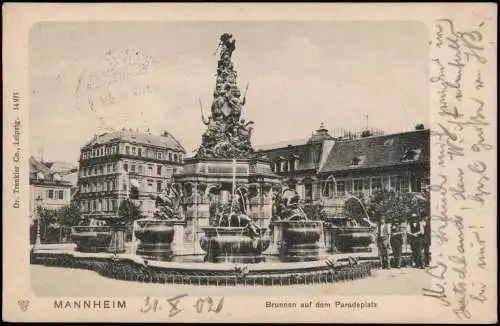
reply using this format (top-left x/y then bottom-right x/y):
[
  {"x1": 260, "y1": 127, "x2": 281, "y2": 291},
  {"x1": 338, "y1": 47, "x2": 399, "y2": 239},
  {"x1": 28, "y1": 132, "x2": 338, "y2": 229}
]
[{"x1": 35, "y1": 195, "x2": 43, "y2": 247}]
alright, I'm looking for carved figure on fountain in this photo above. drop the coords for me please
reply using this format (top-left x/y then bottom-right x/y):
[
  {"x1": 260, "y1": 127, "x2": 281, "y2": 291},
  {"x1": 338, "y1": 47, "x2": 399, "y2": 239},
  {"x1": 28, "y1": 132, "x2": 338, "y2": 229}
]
[
  {"x1": 196, "y1": 33, "x2": 253, "y2": 160},
  {"x1": 271, "y1": 188, "x2": 325, "y2": 262},
  {"x1": 200, "y1": 192, "x2": 270, "y2": 263},
  {"x1": 134, "y1": 183, "x2": 184, "y2": 261}
]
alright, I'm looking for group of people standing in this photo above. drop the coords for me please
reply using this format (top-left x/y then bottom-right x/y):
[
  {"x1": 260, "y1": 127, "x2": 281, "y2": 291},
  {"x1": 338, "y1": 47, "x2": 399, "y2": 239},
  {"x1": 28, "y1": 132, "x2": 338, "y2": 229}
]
[{"x1": 376, "y1": 213, "x2": 431, "y2": 269}]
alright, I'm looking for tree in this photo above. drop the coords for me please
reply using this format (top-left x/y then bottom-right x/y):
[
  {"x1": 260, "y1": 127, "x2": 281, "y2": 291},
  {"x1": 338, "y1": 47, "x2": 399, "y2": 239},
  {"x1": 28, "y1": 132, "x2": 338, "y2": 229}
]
[
  {"x1": 361, "y1": 130, "x2": 373, "y2": 138},
  {"x1": 366, "y1": 189, "x2": 429, "y2": 223},
  {"x1": 343, "y1": 196, "x2": 368, "y2": 220},
  {"x1": 302, "y1": 202, "x2": 326, "y2": 220},
  {"x1": 36, "y1": 206, "x2": 58, "y2": 242},
  {"x1": 56, "y1": 203, "x2": 82, "y2": 227}
]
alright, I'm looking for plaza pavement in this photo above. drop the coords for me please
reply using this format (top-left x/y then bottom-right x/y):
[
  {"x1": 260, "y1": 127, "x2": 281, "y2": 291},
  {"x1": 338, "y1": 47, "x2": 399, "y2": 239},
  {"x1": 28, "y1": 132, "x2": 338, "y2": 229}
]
[{"x1": 31, "y1": 264, "x2": 429, "y2": 297}]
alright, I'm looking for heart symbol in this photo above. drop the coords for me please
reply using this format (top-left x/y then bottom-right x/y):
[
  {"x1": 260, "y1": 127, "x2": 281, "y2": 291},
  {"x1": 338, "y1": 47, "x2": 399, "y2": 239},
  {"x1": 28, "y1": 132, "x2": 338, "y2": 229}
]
[{"x1": 17, "y1": 299, "x2": 29, "y2": 312}]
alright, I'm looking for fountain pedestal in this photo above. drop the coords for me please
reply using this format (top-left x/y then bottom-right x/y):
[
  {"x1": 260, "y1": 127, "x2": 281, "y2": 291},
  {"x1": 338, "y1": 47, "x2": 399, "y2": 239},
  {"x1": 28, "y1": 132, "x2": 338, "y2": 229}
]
[
  {"x1": 71, "y1": 226, "x2": 126, "y2": 253},
  {"x1": 172, "y1": 220, "x2": 187, "y2": 255},
  {"x1": 134, "y1": 219, "x2": 175, "y2": 261},
  {"x1": 272, "y1": 220, "x2": 325, "y2": 262},
  {"x1": 175, "y1": 157, "x2": 280, "y2": 251},
  {"x1": 200, "y1": 227, "x2": 270, "y2": 263}
]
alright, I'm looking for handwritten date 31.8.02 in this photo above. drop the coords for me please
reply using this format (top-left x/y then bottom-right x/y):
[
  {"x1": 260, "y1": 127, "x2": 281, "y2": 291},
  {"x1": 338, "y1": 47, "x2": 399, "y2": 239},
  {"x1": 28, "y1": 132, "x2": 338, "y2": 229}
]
[{"x1": 140, "y1": 295, "x2": 224, "y2": 317}]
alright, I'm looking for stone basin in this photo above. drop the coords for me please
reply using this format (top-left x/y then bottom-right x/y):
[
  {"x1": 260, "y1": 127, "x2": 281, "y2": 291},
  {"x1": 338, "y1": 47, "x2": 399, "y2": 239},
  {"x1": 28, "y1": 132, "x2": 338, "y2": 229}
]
[
  {"x1": 200, "y1": 226, "x2": 271, "y2": 263},
  {"x1": 272, "y1": 220, "x2": 324, "y2": 262},
  {"x1": 134, "y1": 219, "x2": 175, "y2": 261},
  {"x1": 323, "y1": 220, "x2": 375, "y2": 253},
  {"x1": 71, "y1": 226, "x2": 126, "y2": 253}
]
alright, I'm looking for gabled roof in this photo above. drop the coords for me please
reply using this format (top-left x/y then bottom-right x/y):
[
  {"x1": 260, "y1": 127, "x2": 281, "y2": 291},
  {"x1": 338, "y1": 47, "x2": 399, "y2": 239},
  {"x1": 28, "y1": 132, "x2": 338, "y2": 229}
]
[
  {"x1": 83, "y1": 129, "x2": 186, "y2": 153},
  {"x1": 319, "y1": 129, "x2": 430, "y2": 173},
  {"x1": 30, "y1": 156, "x2": 53, "y2": 176},
  {"x1": 254, "y1": 138, "x2": 310, "y2": 151},
  {"x1": 43, "y1": 161, "x2": 77, "y2": 173}
]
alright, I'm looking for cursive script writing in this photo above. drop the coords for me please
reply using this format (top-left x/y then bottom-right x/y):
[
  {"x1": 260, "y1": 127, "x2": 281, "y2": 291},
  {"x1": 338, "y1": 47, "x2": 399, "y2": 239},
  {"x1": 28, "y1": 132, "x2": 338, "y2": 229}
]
[{"x1": 425, "y1": 16, "x2": 492, "y2": 321}]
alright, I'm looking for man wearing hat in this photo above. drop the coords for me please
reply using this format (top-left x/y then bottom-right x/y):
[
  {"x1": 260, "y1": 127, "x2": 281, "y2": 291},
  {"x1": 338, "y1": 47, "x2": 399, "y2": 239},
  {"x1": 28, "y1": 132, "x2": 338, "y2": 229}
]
[
  {"x1": 390, "y1": 220, "x2": 404, "y2": 268},
  {"x1": 377, "y1": 216, "x2": 391, "y2": 269},
  {"x1": 421, "y1": 214, "x2": 431, "y2": 267},
  {"x1": 407, "y1": 213, "x2": 424, "y2": 269}
]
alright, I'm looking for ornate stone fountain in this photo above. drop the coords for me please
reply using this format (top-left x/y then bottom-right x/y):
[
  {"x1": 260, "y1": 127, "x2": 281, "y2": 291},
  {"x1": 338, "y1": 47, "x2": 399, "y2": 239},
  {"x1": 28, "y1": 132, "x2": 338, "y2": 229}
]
[
  {"x1": 173, "y1": 33, "x2": 281, "y2": 259},
  {"x1": 71, "y1": 224, "x2": 127, "y2": 253},
  {"x1": 134, "y1": 184, "x2": 184, "y2": 261},
  {"x1": 322, "y1": 196, "x2": 376, "y2": 253},
  {"x1": 200, "y1": 195, "x2": 271, "y2": 263},
  {"x1": 270, "y1": 188, "x2": 326, "y2": 262}
]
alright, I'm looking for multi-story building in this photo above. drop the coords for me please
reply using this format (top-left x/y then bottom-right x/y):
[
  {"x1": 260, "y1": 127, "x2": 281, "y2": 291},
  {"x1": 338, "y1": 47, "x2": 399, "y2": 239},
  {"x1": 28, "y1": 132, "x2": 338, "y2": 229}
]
[
  {"x1": 317, "y1": 128, "x2": 430, "y2": 200},
  {"x1": 75, "y1": 129, "x2": 186, "y2": 221},
  {"x1": 255, "y1": 123, "x2": 335, "y2": 202},
  {"x1": 255, "y1": 125, "x2": 430, "y2": 204},
  {"x1": 29, "y1": 157, "x2": 72, "y2": 222}
]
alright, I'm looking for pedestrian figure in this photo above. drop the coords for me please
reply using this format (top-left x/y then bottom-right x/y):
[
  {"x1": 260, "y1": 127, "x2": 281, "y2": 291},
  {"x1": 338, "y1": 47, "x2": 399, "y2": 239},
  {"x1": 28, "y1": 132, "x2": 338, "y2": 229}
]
[
  {"x1": 377, "y1": 216, "x2": 391, "y2": 269},
  {"x1": 407, "y1": 213, "x2": 424, "y2": 269},
  {"x1": 421, "y1": 214, "x2": 431, "y2": 267},
  {"x1": 390, "y1": 221, "x2": 404, "y2": 268}
]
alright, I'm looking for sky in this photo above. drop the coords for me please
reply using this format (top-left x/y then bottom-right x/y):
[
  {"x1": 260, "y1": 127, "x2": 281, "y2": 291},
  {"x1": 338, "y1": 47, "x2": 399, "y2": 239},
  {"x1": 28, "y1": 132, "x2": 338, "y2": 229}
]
[{"x1": 29, "y1": 21, "x2": 429, "y2": 163}]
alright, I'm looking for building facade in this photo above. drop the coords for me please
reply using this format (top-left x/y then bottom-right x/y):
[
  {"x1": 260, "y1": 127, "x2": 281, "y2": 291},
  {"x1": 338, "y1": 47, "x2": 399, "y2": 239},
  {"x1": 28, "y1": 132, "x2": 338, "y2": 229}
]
[
  {"x1": 255, "y1": 123, "x2": 336, "y2": 203},
  {"x1": 29, "y1": 157, "x2": 72, "y2": 222},
  {"x1": 75, "y1": 129, "x2": 186, "y2": 221},
  {"x1": 317, "y1": 129, "x2": 430, "y2": 201},
  {"x1": 255, "y1": 126, "x2": 430, "y2": 205}
]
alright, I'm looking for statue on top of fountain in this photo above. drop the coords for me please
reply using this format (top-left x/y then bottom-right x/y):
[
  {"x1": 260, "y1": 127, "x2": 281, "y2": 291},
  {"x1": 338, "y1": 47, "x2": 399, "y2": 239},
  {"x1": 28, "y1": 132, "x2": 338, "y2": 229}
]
[{"x1": 196, "y1": 33, "x2": 254, "y2": 159}]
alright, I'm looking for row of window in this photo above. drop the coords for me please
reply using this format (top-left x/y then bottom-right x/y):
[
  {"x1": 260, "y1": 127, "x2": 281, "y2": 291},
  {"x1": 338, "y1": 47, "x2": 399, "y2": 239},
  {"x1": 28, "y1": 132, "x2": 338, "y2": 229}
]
[
  {"x1": 272, "y1": 159, "x2": 300, "y2": 173},
  {"x1": 81, "y1": 145, "x2": 119, "y2": 159},
  {"x1": 79, "y1": 179, "x2": 164, "y2": 194},
  {"x1": 81, "y1": 163, "x2": 118, "y2": 176},
  {"x1": 81, "y1": 144, "x2": 183, "y2": 163},
  {"x1": 81, "y1": 162, "x2": 174, "y2": 178},
  {"x1": 122, "y1": 162, "x2": 167, "y2": 176},
  {"x1": 296, "y1": 175, "x2": 429, "y2": 200},
  {"x1": 81, "y1": 198, "x2": 118, "y2": 213},
  {"x1": 45, "y1": 189, "x2": 65, "y2": 200}
]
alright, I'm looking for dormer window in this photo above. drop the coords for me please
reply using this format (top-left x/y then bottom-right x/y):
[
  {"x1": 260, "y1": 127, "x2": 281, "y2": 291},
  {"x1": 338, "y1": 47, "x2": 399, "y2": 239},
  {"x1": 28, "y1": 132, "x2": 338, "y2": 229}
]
[
  {"x1": 350, "y1": 155, "x2": 366, "y2": 166},
  {"x1": 53, "y1": 173, "x2": 61, "y2": 181},
  {"x1": 402, "y1": 148, "x2": 422, "y2": 161},
  {"x1": 384, "y1": 138, "x2": 395, "y2": 146},
  {"x1": 293, "y1": 155, "x2": 300, "y2": 171},
  {"x1": 36, "y1": 172, "x2": 45, "y2": 180},
  {"x1": 282, "y1": 161, "x2": 289, "y2": 172}
]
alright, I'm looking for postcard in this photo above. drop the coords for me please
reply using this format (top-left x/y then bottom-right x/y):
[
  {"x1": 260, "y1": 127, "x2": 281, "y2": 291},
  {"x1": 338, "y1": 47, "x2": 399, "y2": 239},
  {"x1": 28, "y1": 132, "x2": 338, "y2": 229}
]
[{"x1": 2, "y1": 3, "x2": 497, "y2": 323}]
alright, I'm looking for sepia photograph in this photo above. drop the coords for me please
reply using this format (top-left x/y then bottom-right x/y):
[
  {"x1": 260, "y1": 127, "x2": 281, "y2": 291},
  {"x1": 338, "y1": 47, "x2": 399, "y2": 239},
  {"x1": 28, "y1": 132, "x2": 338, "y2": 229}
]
[
  {"x1": 3, "y1": 3, "x2": 497, "y2": 323},
  {"x1": 28, "y1": 20, "x2": 432, "y2": 297}
]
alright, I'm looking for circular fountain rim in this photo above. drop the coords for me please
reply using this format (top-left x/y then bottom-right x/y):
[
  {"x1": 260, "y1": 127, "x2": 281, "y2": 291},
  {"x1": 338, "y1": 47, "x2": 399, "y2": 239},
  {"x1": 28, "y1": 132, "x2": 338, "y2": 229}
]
[{"x1": 271, "y1": 220, "x2": 324, "y2": 225}]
